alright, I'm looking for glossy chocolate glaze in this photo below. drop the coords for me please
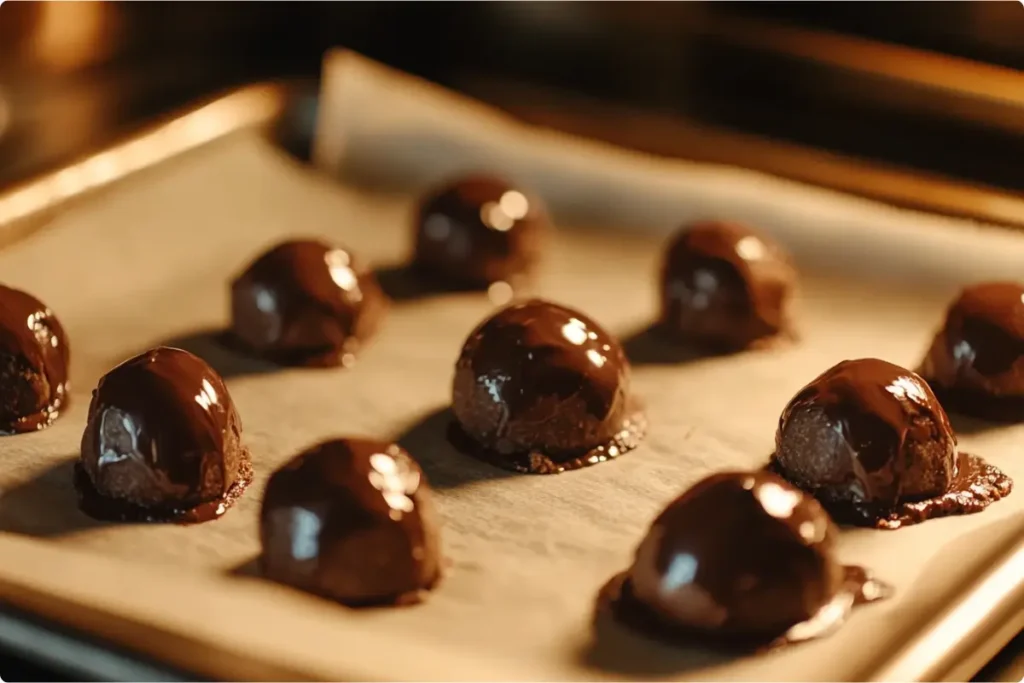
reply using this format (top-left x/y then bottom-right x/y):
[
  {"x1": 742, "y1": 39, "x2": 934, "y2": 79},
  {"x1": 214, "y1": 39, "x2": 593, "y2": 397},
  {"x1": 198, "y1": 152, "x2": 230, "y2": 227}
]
[
  {"x1": 413, "y1": 175, "x2": 548, "y2": 289},
  {"x1": 659, "y1": 221, "x2": 796, "y2": 351},
  {"x1": 451, "y1": 299, "x2": 645, "y2": 474},
  {"x1": 773, "y1": 358, "x2": 1012, "y2": 529},
  {"x1": 919, "y1": 282, "x2": 1024, "y2": 421},
  {"x1": 260, "y1": 438, "x2": 442, "y2": 606},
  {"x1": 606, "y1": 471, "x2": 889, "y2": 648},
  {"x1": 77, "y1": 347, "x2": 251, "y2": 523},
  {"x1": 0, "y1": 284, "x2": 70, "y2": 434},
  {"x1": 230, "y1": 239, "x2": 386, "y2": 368}
]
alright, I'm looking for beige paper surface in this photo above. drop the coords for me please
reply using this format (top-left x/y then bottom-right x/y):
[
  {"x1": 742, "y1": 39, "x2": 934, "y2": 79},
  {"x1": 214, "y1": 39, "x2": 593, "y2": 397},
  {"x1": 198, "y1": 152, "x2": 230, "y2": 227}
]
[
  {"x1": 0, "y1": 126, "x2": 1022, "y2": 681},
  {"x1": 313, "y1": 50, "x2": 1024, "y2": 290}
]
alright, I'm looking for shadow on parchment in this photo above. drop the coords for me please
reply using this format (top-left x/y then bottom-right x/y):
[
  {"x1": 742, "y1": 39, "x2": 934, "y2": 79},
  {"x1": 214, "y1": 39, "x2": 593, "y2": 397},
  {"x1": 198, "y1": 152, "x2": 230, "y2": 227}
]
[
  {"x1": 374, "y1": 263, "x2": 494, "y2": 304},
  {"x1": 946, "y1": 411, "x2": 1015, "y2": 436},
  {"x1": 576, "y1": 579, "x2": 728, "y2": 677},
  {"x1": 157, "y1": 328, "x2": 279, "y2": 379},
  {"x1": 395, "y1": 406, "x2": 517, "y2": 490},
  {"x1": 948, "y1": 413, "x2": 991, "y2": 436},
  {"x1": 911, "y1": 379, "x2": 1024, "y2": 436},
  {"x1": 374, "y1": 264, "x2": 438, "y2": 303},
  {"x1": 228, "y1": 555, "x2": 262, "y2": 578},
  {"x1": 621, "y1": 324, "x2": 709, "y2": 367},
  {"x1": 0, "y1": 458, "x2": 114, "y2": 537}
]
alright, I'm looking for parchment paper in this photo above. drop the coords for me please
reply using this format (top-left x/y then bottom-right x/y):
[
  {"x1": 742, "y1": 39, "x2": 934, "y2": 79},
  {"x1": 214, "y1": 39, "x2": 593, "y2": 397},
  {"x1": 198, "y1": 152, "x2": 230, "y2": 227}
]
[
  {"x1": 0, "y1": 63, "x2": 1022, "y2": 680},
  {"x1": 313, "y1": 51, "x2": 1024, "y2": 288}
]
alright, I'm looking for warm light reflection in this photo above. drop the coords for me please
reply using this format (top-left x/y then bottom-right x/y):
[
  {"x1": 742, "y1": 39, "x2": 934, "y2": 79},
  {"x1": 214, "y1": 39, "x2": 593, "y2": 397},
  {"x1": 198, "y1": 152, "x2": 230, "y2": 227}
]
[
  {"x1": 481, "y1": 202, "x2": 514, "y2": 232},
  {"x1": 0, "y1": 85, "x2": 284, "y2": 236},
  {"x1": 487, "y1": 281, "x2": 513, "y2": 306},
  {"x1": 498, "y1": 191, "x2": 529, "y2": 219},
  {"x1": 0, "y1": 90, "x2": 9, "y2": 139},
  {"x1": 201, "y1": 379, "x2": 218, "y2": 404},
  {"x1": 886, "y1": 375, "x2": 927, "y2": 404},
  {"x1": 194, "y1": 378, "x2": 219, "y2": 410},
  {"x1": 561, "y1": 318, "x2": 589, "y2": 345},
  {"x1": 120, "y1": 134, "x2": 171, "y2": 170},
  {"x1": 26, "y1": 310, "x2": 52, "y2": 347},
  {"x1": 0, "y1": 187, "x2": 40, "y2": 227},
  {"x1": 480, "y1": 190, "x2": 529, "y2": 232},
  {"x1": 324, "y1": 249, "x2": 360, "y2": 299},
  {"x1": 368, "y1": 450, "x2": 419, "y2": 520},
  {"x1": 79, "y1": 152, "x2": 122, "y2": 186},
  {"x1": 735, "y1": 235, "x2": 766, "y2": 261},
  {"x1": 33, "y1": 1, "x2": 112, "y2": 71},
  {"x1": 586, "y1": 348, "x2": 606, "y2": 368},
  {"x1": 757, "y1": 480, "x2": 802, "y2": 519},
  {"x1": 873, "y1": 542, "x2": 1024, "y2": 680},
  {"x1": 51, "y1": 168, "x2": 86, "y2": 199},
  {"x1": 784, "y1": 592, "x2": 852, "y2": 642},
  {"x1": 369, "y1": 453, "x2": 396, "y2": 475},
  {"x1": 798, "y1": 520, "x2": 819, "y2": 542}
]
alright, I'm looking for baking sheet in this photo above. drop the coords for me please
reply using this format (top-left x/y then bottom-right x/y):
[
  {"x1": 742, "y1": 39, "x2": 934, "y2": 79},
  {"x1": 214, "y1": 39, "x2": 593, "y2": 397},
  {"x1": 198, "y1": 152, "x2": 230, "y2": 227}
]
[{"x1": 0, "y1": 123, "x2": 1022, "y2": 681}]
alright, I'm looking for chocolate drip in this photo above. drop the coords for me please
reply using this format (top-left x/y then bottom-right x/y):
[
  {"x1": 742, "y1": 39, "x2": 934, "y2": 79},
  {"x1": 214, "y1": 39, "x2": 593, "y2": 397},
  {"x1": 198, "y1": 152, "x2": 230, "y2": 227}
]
[
  {"x1": 260, "y1": 438, "x2": 442, "y2": 606},
  {"x1": 659, "y1": 221, "x2": 796, "y2": 351},
  {"x1": 451, "y1": 299, "x2": 644, "y2": 473},
  {"x1": 413, "y1": 175, "x2": 548, "y2": 289},
  {"x1": 605, "y1": 471, "x2": 889, "y2": 648},
  {"x1": 77, "y1": 346, "x2": 251, "y2": 523},
  {"x1": 773, "y1": 358, "x2": 1011, "y2": 528},
  {"x1": 230, "y1": 239, "x2": 386, "y2": 368},
  {"x1": 919, "y1": 282, "x2": 1024, "y2": 421}
]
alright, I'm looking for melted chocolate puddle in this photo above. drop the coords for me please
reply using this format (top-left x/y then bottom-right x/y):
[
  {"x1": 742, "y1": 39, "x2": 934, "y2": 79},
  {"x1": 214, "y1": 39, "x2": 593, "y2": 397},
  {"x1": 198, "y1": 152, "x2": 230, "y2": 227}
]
[
  {"x1": 768, "y1": 451, "x2": 1012, "y2": 530},
  {"x1": 447, "y1": 406, "x2": 647, "y2": 475},
  {"x1": 600, "y1": 566, "x2": 891, "y2": 652},
  {"x1": 74, "y1": 453, "x2": 253, "y2": 524}
]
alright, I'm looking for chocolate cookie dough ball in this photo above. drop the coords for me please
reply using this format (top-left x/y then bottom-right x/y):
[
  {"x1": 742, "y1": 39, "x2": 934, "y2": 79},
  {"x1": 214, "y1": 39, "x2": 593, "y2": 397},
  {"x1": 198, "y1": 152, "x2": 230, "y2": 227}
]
[
  {"x1": 231, "y1": 239, "x2": 386, "y2": 368},
  {"x1": 451, "y1": 299, "x2": 645, "y2": 473},
  {"x1": 620, "y1": 471, "x2": 861, "y2": 643},
  {"x1": 919, "y1": 282, "x2": 1024, "y2": 421},
  {"x1": 77, "y1": 347, "x2": 252, "y2": 523},
  {"x1": 0, "y1": 284, "x2": 69, "y2": 434},
  {"x1": 659, "y1": 221, "x2": 796, "y2": 351},
  {"x1": 773, "y1": 358, "x2": 1011, "y2": 528},
  {"x1": 261, "y1": 438, "x2": 442, "y2": 606},
  {"x1": 776, "y1": 359, "x2": 956, "y2": 508},
  {"x1": 413, "y1": 175, "x2": 548, "y2": 289}
]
